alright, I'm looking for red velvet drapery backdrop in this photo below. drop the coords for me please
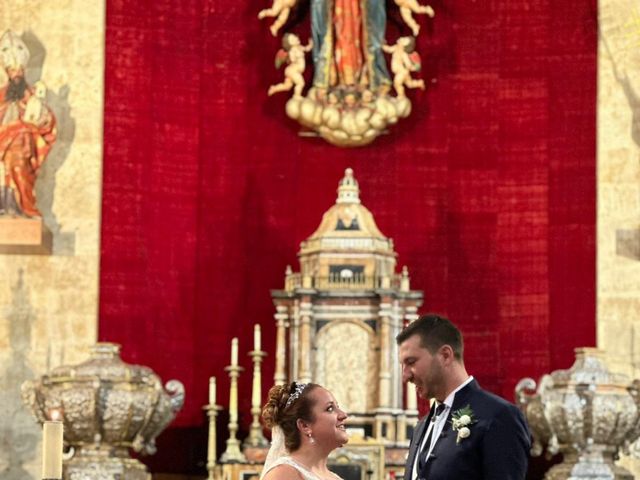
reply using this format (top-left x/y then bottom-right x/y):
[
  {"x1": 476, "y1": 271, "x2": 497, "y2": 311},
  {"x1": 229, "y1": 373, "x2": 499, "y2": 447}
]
[{"x1": 100, "y1": 0, "x2": 597, "y2": 473}]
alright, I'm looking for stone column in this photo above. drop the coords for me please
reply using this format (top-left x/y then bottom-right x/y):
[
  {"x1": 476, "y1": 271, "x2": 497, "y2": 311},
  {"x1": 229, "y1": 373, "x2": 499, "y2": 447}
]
[
  {"x1": 290, "y1": 300, "x2": 300, "y2": 381},
  {"x1": 378, "y1": 298, "x2": 392, "y2": 409},
  {"x1": 273, "y1": 305, "x2": 289, "y2": 386},
  {"x1": 299, "y1": 297, "x2": 313, "y2": 383},
  {"x1": 405, "y1": 306, "x2": 419, "y2": 412}
]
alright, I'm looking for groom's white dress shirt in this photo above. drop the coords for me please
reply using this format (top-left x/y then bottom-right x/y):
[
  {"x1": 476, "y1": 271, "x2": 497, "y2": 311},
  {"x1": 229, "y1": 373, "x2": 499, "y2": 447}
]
[{"x1": 411, "y1": 376, "x2": 474, "y2": 480}]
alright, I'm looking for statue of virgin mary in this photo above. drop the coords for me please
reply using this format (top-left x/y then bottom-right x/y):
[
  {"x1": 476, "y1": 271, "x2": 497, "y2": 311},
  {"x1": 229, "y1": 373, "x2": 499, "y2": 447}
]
[
  {"x1": 310, "y1": 0, "x2": 391, "y2": 93},
  {"x1": 260, "y1": 0, "x2": 434, "y2": 147}
]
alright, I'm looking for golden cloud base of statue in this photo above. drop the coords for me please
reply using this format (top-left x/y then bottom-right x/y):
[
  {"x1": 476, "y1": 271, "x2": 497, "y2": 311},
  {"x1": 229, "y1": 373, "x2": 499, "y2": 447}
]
[{"x1": 285, "y1": 91, "x2": 412, "y2": 147}]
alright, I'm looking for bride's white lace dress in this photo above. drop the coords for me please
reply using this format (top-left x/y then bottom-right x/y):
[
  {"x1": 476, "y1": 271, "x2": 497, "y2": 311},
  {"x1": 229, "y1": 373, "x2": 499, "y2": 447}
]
[{"x1": 262, "y1": 456, "x2": 343, "y2": 480}]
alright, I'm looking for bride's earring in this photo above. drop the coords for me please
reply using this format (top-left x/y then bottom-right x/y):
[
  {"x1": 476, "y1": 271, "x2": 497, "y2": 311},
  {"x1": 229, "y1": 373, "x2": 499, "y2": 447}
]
[{"x1": 307, "y1": 432, "x2": 315, "y2": 444}]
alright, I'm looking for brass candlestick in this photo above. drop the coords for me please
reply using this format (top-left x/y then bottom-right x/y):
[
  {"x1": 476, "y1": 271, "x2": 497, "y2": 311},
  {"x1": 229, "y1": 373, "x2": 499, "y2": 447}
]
[
  {"x1": 220, "y1": 338, "x2": 246, "y2": 463},
  {"x1": 244, "y1": 348, "x2": 268, "y2": 448},
  {"x1": 204, "y1": 402, "x2": 222, "y2": 480}
]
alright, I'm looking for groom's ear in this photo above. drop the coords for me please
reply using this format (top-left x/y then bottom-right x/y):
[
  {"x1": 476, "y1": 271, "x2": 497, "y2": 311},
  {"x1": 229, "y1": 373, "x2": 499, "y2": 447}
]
[{"x1": 439, "y1": 344, "x2": 455, "y2": 364}]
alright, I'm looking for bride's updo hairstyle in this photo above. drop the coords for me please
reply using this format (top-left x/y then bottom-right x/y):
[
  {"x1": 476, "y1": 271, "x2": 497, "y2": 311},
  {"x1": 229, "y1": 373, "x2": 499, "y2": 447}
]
[{"x1": 262, "y1": 381, "x2": 320, "y2": 451}]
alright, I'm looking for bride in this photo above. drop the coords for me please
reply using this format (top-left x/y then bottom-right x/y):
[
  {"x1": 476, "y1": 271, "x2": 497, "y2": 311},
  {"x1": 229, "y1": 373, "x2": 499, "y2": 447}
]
[{"x1": 260, "y1": 382, "x2": 349, "y2": 480}]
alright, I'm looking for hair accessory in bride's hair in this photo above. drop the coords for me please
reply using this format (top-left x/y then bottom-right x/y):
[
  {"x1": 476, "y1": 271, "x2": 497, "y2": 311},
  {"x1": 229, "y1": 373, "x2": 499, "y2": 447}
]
[{"x1": 285, "y1": 382, "x2": 308, "y2": 409}]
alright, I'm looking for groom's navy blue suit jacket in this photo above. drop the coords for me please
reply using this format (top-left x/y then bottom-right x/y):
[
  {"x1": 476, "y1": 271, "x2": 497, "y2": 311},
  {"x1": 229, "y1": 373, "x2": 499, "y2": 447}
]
[{"x1": 404, "y1": 380, "x2": 531, "y2": 480}]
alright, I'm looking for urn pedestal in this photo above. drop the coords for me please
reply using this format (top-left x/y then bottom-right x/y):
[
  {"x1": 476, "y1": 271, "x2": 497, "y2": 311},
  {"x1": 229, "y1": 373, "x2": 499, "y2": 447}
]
[
  {"x1": 516, "y1": 348, "x2": 640, "y2": 480},
  {"x1": 22, "y1": 343, "x2": 185, "y2": 480},
  {"x1": 63, "y1": 446, "x2": 150, "y2": 480}
]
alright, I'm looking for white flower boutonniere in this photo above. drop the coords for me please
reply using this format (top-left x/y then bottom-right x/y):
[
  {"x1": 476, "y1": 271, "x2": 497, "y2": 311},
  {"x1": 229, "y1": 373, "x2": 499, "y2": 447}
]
[{"x1": 451, "y1": 405, "x2": 477, "y2": 444}]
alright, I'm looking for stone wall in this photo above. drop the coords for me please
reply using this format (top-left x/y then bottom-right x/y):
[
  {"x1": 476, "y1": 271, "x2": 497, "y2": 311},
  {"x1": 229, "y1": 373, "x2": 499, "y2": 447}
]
[
  {"x1": 0, "y1": 2, "x2": 104, "y2": 479},
  {"x1": 598, "y1": 0, "x2": 640, "y2": 474}
]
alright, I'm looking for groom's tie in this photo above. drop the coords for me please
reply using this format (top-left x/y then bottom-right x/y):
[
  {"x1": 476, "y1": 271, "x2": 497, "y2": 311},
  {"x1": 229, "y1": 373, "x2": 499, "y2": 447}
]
[{"x1": 417, "y1": 402, "x2": 447, "y2": 472}]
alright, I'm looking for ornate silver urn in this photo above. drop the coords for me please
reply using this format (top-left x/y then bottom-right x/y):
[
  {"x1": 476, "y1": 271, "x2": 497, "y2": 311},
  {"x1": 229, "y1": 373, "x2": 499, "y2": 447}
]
[
  {"x1": 21, "y1": 342, "x2": 185, "y2": 480},
  {"x1": 516, "y1": 347, "x2": 640, "y2": 480}
]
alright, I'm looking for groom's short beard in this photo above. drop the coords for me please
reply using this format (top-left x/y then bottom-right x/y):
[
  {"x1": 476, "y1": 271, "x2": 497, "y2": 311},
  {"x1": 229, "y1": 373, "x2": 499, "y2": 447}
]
[{"x1": 5, "y1": 75, "x2": 27, "y2": 102}]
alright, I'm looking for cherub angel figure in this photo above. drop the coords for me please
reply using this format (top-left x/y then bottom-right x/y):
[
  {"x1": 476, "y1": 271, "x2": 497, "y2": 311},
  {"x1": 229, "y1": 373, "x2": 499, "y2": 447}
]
[
  {"x1": 258, "y1": 0, "x2": 297, "y2": 36},
  {"x1": 268, "y1": 34, "x2": 313, "y2": 98},
  {"x1": 383, "y1": 36, "x2": 425, "y2": 98},
  {"x1": 394, "y1": 0, "x2": 434, "y2": 36}
]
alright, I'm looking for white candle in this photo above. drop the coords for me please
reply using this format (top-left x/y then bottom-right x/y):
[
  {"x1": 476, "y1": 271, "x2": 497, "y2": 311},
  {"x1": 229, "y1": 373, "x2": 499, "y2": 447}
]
[
  {"x1": 209, "y1": 376, "x2": 216, "y2": 405},
  {"x1": 42, "y1": 421, "x2": 63, "y2": 479},
  {"x1": 231, "y1": 337, "x2": 238, "y2": 366},
  {"x1": 254, "y1": 324, "x2": 261, "y2": 351}
]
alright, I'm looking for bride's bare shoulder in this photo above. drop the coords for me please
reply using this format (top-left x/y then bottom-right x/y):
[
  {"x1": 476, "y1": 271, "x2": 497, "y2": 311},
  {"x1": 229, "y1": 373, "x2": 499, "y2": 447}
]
[{"x1": 262, "y1": 464, "x2": 305, "y2": 480}]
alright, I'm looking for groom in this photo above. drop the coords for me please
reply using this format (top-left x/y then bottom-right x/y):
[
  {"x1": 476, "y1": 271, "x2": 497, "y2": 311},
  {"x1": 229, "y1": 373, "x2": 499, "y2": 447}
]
[{"x1": 397, "y1": 314, "x2": 531, "y2": 480}]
